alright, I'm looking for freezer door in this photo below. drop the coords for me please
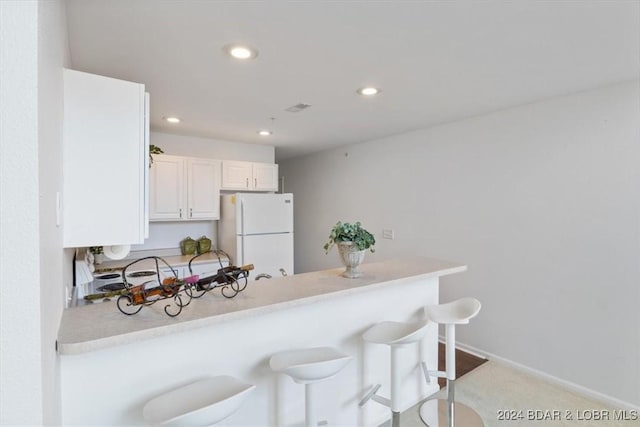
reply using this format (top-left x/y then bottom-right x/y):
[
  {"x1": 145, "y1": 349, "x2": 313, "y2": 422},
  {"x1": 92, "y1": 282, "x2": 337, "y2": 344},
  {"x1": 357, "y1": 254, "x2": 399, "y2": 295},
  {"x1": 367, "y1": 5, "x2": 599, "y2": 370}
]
[
  {"x1": 237, "y1": 233, "x2": 294, "y2": 280},
  {"x1": 238, "y1": 193, "x2": 293, "y2": 235}
]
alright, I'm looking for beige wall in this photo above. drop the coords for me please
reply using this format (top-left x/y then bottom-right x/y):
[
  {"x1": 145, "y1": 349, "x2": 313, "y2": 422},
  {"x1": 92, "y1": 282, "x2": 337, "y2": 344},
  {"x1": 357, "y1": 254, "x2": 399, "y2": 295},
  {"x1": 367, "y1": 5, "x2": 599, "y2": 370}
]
[{"x1": 281, "y1": 81, "x2": 640, "y2": 407}]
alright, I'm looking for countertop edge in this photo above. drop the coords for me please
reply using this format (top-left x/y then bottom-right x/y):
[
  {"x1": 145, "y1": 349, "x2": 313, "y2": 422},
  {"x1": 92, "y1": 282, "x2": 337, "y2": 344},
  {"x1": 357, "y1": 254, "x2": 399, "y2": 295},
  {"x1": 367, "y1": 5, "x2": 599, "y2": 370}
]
[{"x1": 58, "y1": 258, "x2": 467, "y2": 355}]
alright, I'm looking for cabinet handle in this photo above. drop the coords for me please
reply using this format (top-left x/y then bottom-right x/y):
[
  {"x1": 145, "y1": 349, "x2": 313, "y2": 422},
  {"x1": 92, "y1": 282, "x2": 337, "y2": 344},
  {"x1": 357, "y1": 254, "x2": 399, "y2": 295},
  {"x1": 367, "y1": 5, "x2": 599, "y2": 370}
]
[
  {"x1": 179, "y1": 208, "x2": 182, "y2": 219},
  {"x1": 254, "y1": 178, "x2": 257, "y2": 188},
  {"x1": 190, "y1": 208, "x2": 193, "y2": 218},
  {"x1": 246, "y1": 178, "x2": 249, "y2": 188}
]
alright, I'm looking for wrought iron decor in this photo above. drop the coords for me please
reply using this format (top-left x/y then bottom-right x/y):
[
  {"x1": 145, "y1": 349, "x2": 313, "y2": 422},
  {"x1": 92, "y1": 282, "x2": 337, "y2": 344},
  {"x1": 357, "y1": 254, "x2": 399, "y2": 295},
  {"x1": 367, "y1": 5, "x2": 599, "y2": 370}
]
[
  {"x1": 186, "y1": 251, "x2": 251, "y2": 299},
  {"x1": 109, "y1": 255, "x2": 253, "y2": 318}
]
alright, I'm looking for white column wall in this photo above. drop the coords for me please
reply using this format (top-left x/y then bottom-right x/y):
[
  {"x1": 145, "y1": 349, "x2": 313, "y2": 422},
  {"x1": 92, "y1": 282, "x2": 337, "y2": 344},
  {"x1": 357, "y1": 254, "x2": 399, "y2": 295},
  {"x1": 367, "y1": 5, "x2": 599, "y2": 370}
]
[
  {"x1": 0, "y1": 2, "x2": 44, "y2": 425},
  {"x1": 0, "y1": 1, "x2": 70, "y2": 425},
  {"x1": 280, "y1": 81, "x2": 640, "y2": 407},
  {"x1": 38, "y1": 0, "x2": 71, "y2": 423}
]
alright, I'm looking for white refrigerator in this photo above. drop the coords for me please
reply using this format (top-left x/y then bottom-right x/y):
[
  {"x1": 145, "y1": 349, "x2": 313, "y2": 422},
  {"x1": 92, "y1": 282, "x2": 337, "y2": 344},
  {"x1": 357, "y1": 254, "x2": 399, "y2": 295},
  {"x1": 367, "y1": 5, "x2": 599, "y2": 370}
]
[{"x1": 218, "y1": 193, "x2": 294, "y2": 280}]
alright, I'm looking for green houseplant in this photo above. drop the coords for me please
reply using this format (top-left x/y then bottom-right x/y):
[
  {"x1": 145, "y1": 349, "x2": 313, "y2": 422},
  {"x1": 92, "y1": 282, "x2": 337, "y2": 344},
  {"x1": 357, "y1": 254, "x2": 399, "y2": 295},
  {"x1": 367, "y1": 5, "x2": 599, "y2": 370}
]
[
  {"x1": 149, "y1": 144, "x2": 164, "y2": 166},
  {"x1": 324, "y1": 221, "x2": 375, "y2": 278}
]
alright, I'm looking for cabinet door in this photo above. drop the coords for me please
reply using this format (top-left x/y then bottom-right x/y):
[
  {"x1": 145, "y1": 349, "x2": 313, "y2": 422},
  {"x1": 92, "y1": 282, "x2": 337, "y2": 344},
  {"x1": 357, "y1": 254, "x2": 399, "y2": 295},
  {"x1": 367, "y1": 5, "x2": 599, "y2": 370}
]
[
  {"x1": 253, "y1": 163, "x2": 279, "y2": 191},
  {"x1": 221, "y1": 161, "x2": 252, "y2": 190},
  {"x1": 187, "y1": 159, "x2": 220, "y2": 220},
  {"x1": 149, "y1": 155, "x2": 185, "y2": 221},
  {"x1": 63, "y1": 69, "x2": 147, "y2": 247}
]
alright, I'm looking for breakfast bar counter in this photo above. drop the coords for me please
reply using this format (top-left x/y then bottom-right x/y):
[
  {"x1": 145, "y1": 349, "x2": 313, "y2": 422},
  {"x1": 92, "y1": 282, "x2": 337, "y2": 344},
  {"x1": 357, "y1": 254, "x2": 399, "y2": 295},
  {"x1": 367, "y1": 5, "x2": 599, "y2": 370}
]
[{"x1": 58, "y1": 257, "x2": 467, "y2": 426}]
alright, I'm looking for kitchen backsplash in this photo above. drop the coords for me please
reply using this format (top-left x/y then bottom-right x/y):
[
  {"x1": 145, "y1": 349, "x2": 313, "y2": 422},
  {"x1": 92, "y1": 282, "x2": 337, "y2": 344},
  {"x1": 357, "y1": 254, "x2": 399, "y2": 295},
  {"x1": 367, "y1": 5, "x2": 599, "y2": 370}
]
[{"x1": 131, "y1": 221, "x2": 217, "y2": 252}]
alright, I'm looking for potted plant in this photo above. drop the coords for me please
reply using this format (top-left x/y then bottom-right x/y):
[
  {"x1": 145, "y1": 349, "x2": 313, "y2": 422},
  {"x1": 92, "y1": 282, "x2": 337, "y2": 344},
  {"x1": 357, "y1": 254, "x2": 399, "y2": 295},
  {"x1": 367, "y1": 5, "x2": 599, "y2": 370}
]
[
  {"x1": 149, "y1": 144, "x2": 164, "y2": 166},
  {"x1": 324, "y1": 221, "x2": 375, "y2": 278}
]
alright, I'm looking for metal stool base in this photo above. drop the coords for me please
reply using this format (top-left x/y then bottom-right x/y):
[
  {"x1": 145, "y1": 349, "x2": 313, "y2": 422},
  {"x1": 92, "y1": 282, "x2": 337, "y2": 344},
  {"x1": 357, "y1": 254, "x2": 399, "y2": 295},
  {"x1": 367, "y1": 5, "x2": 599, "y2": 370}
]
[{"x1": 419, "y1": 399, "x2": 484, "y2": 427}]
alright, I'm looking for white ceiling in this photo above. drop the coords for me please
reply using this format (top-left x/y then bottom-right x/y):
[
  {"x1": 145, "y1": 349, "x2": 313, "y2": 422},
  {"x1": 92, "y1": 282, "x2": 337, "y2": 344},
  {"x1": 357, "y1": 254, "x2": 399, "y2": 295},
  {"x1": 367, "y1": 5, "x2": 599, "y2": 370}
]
[{"x1": 65, "y1": 0, "x2": 639, "y2": 160}]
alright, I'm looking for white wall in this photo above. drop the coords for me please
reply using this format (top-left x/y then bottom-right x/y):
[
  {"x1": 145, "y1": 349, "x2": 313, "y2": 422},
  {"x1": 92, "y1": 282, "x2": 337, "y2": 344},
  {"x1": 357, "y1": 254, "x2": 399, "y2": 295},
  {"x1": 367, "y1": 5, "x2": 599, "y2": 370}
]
[
  {"x1": 0, "y1": 2, "x2": 42, "y2": 424},
  {"x1": 151, "y1": 131, "x2": 274, "y2": 163},
  {"x1": 280, "y1": 81, "x2": 640, "y2": 407},
  {"x1": 132, "y1": 221, "x2": 217, "y2": 252},
  {"x1": 0, "y1": 1, "x2": 69, "y2": 425}
]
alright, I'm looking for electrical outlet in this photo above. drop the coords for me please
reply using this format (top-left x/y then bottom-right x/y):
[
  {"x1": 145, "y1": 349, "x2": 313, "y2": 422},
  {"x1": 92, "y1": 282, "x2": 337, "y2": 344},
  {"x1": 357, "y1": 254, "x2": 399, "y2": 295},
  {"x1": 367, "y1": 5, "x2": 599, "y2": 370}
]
[{"x1": 382, "y1": 229, "x2": 394, "y2": 240}]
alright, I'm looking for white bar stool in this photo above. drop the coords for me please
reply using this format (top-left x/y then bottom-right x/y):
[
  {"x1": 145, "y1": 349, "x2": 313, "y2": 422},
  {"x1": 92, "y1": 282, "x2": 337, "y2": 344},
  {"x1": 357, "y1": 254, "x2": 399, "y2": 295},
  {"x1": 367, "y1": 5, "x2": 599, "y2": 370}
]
[
  {"x1": 358, "y1": 319, "x2": 429, "y2": 427},
  {"x1": 270, "y1": 346, "x2": 352, "y2": 427},
  {"x1": 419, "y1": 297, "x2": 483, "y2": 427},
  {"x1": 142, "y1": 376, "x2": 255, "y2": 426}
]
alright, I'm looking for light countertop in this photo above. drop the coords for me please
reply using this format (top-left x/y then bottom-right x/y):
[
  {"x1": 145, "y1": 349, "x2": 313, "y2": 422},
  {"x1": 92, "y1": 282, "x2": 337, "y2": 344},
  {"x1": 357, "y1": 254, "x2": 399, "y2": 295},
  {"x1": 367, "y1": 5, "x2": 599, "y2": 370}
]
[{"x1": 57, "y1": 257, "x2": 466, "y2": 355}]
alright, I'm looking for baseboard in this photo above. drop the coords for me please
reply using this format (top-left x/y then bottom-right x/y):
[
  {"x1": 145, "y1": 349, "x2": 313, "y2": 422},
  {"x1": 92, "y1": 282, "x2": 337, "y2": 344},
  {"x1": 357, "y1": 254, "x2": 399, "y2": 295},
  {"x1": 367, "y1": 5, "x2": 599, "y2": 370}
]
[
  {"x1": 445, "y1": 337, "x2": 640, "y2": 412},
  {"x1": 437, "y1": 336, "x2": 488, "y2": 360}
]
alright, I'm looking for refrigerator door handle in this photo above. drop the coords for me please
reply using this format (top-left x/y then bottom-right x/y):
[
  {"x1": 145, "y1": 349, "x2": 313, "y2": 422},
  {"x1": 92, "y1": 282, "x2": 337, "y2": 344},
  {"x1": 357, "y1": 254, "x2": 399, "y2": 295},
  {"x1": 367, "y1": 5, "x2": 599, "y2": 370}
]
[
  {"x1": 239, "y1": 199, "x2": 245, "y2": 265},
  {"x1": 240, "y1": 198, "x2": 244, "y2": 236}
]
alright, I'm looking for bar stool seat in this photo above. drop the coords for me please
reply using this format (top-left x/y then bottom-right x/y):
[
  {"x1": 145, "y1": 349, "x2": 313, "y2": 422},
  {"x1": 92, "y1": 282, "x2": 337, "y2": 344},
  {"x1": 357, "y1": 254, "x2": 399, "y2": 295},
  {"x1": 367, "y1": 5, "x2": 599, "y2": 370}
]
[
  {"x1": 419, "y1": 297, "x2": 483, "y2": 427},
  {"x1": 270, "y1": 346, "x2": 352, "y2": 384},
  {"x1": 270, "y1": 346, "x2": 351, "y2": 426},
  {"x1": 362, "y1": 320, "x2": 429, "y2": 346},
  {"x1": 424, "y1": 297, "x2": 480, "y2": 325},
  {"x1": 143, "y1": 376, "x2": 255, "y2": 426}
]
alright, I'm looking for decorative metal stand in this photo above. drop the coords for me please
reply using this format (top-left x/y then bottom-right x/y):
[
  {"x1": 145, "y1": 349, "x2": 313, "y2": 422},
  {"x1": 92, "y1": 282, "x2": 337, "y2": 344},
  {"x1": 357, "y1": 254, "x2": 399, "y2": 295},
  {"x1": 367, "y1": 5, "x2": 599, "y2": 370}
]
[
  {"x1": 96, "y1": 253, "x2": 255, "y2": 318},
  {"x1": 117, "y1": 256, "x2": 191, "y2": 317},
  {"x1": 186, "y1": 251, "x2": 253, "y2": 300}
]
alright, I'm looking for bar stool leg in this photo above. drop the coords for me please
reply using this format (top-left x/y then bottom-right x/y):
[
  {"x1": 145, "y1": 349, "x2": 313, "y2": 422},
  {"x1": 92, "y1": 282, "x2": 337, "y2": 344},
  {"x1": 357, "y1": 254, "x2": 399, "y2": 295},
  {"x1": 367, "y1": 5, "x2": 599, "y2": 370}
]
[
  {"x1": 305, "y1": 383, "x2": 317, "y2": 427},
  {"x1": 390, "y1": 346, "x2": 402, "y2": 427},
  {"x1": 418, "y1": 323, "x2": 483, "y2": 427},
  {"x1": 446, "y1": 324, "x2": 455, "y2": 427}
]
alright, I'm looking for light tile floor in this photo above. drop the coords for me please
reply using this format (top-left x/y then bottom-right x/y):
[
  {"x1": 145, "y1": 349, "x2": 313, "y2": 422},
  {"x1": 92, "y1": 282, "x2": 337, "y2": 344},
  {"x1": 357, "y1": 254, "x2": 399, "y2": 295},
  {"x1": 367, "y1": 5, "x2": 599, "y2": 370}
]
[{"x1": 380, "y1": 361, "x2": 636, "y2": 427}]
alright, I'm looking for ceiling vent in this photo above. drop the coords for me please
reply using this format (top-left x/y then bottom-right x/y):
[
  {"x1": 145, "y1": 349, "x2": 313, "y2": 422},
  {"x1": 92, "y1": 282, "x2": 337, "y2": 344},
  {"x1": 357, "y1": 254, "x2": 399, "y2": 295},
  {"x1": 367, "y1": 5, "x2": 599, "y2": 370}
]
[{"x1": 285, "y1": 103, "x2": 312, "y2": 113}]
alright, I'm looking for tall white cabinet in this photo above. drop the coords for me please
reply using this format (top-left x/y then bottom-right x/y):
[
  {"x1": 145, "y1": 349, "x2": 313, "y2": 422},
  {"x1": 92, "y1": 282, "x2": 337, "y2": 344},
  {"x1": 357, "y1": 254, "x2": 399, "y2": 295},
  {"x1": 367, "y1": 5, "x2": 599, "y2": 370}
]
[
  {"x1": 63, "y1": 69, "x2": 148, "y2": 248},
  {"x1": 149, "y1": 154, "x2": 221, "y2": 221}
]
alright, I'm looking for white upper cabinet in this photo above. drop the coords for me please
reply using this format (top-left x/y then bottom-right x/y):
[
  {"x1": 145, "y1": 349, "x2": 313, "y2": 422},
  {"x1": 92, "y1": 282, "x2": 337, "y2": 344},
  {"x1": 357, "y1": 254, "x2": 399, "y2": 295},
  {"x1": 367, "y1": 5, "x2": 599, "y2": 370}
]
[
  {"x1": 221, "y1": 161, "x2": 253, "y2": 190},
  {"x1": 149, "y1": 155, "x2": 220, "y2": 221},
  {"x1": 63, "y1": 69, "x2": 148, "y2": 248},
  {"x1": 187, "y1": 158, "x2": 221, "y2": 219},
  {"x1": 221, "y1": 161, "x2": 279, "y2": 191},
  {"x1": 253, "y1": 162, "x2": 279, "y2": 191},
  {"x1": 149, "y1": 155, "x2": 184, "y2": 220}
]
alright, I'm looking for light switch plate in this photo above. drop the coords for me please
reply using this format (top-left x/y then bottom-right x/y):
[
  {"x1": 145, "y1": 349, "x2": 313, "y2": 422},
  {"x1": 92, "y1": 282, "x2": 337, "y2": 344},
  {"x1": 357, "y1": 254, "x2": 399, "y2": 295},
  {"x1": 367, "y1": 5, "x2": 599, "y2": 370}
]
[
  {"x1": 382, "y1": 229, "x2": 394, "y2": 240},
  {"x1": 56, "y1": 192, "x2": 62, "y2": 227}
]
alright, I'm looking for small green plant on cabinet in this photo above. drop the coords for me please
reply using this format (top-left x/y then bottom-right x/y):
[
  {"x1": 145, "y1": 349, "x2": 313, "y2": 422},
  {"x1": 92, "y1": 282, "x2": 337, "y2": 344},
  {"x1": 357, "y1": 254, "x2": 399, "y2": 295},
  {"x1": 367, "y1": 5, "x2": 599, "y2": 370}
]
[
  {"x1": 323, "y1": 221, "x2": 376, "y2": 254},
  {"x1": 149, "y1": 144, "x2": 164, "y2": 166}
]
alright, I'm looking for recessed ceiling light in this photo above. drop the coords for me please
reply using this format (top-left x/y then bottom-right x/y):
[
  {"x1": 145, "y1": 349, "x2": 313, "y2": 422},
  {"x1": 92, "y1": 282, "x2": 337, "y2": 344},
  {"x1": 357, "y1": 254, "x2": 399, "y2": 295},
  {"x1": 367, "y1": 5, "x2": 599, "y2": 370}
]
[
  {"x1": 164, "y1": 116, "x2": 181, "y2": 124},
  {"x1": 357, "y1": 87, "x2": 381, "y2": 96},
  {"x1": 224, "y1": 44, "x2": 259, "y2": 60},
  {"x1": 257, "y1": 130, "x2": 272, "y2": 136}
]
